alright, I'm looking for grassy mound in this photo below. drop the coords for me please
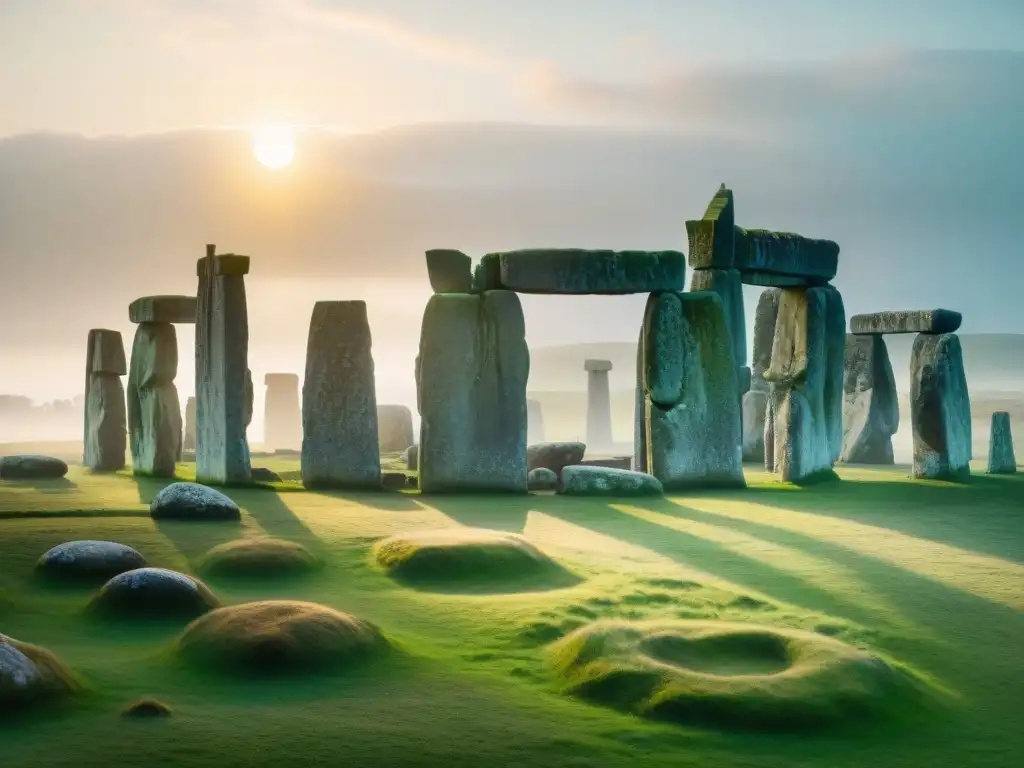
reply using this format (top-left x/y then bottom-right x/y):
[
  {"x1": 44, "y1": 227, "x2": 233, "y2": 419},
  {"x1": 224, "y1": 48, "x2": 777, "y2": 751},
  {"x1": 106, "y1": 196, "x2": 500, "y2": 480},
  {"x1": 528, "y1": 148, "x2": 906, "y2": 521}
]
[
  {"x1": 549, "y1": 620, "x2": 933, "y2": 732},
  {"x1": 88, "y1": 568, "x2": 220, "y2": 620},
  {"x1": 196, "y1": 537, "x2": 320, "y2": 578},
  {"x1": 0, "y1": 635, "x2": 80, "y2": 710},
  {"x1": 176, "y1": 600, "x2": 390, "y2": 675},
  {"x1": 122, "y1": 697, "x2": 172, "y2": 718},
  {"x1": 373, "y1": 528, "x2": 580, "y2": 593}
]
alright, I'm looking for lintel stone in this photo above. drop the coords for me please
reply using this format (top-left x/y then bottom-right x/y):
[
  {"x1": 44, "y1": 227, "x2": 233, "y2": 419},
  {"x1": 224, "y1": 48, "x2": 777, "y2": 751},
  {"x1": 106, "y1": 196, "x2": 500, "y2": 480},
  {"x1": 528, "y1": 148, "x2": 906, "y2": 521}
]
[
  {"x1": 129, "y1": 295, "x2": 197, "y2": 324},
  {"x1": 850, "y1": 309, "x2": 962, "y2": 336},
  {"x1": 733, "y1": 228, "x2": 839, "y2": 283},
  {"x1": 195, "y1": 254, "x2": 250, "y2": 276},
  {"x1": 584, "y1": 359, "x2": 613, "y2": 372},
  {"x1": 476, "y1": 249, "x2": 685, "y2": 294}
]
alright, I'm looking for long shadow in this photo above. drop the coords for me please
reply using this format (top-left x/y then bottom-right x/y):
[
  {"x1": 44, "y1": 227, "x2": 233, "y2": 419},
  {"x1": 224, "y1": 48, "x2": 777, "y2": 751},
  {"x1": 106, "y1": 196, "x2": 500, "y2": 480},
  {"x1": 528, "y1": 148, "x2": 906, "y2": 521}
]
[
  {"x1": 416, "y1": 493, "x2": 541, "y2": 533},
  {"x1": 314, "y1": 488, "x2": 424, "y2": 512},
  {"x1": 1, "y1": 477, "x2": 79, "y2": 493}
]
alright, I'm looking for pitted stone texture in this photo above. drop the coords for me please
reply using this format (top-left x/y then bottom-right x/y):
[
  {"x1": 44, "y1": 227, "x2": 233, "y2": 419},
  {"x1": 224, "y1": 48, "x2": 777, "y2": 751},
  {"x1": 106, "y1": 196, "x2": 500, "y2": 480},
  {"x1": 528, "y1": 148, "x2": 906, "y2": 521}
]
[
  {"x1": 263, "y1": 373, "x2": 301, "y2": 451},
  {"x1": 0, "y1": 637, "x2": 41, "y2": 690},
  {"x1": 820, "y1": 286, "x2": 847, "y2": 464},
  {"x1": 476, "y1": 249, "x2": 685, "y2": 295},
  {"x1": 841, "y1": 334, "x2": 899, "y2": 464},
  {"x1": 127, "y1": 325, "x2": 181, "y2": 477},
  {"x1": 302, "y1": 301, "x2": 381, "y2": 490},
  {"x1": 183, "y1": 397, "x2": 197, "y2": 452},
  {"x1": 527, "y1": 442, "x2": 586, "y2": 476},
  {"x1": 558, "y1": 466, "x2": 663, "y2": 497},
  {"x1": 37, "y1": 540, "x2": 146, "y2": 578},
  {"x1": 84, "y1": 376, "x2": 127, "y2": 471},
  {"x1": 0, "y1": 455, "x2": 69, "y2": 480},
  {"x1": 644, "y1": 291, "x2": 684, "y2": 407},
  {"x1": 638, "y1": 291, "x2": 744, "y2": 489},
  {"x1": 987, "y1": 411, "x2": 1017, "y2": 474},
  {"x1": 750, "y1": 288, "x2": 782, "y2": 393},
  {"x1": 527, "y1": 398, "x2": 545, "y2": 444},
  {"x1": 689, "y1": 268, "x2": 747, "y2": 370},
  {"x1": 734, "y1": 228, "x2": 839, "y2": 284},
  {"x1": 378, "y1": 404, "x2": 415, "y2": 453},
  {"x1": 910, "y1": 333, "x2": 972, "y2": 479},
  {"x1": 150, "y1": 482, "x2": 241, "y2": 521},
  {"x1": 87, "y1": 329, "x2": 127, "y2": 375},
  {"x1": 416, "y1": 291, "x2": 528, "y2": 493},
  {"x1": 93, "y1": 567, "x2": 216, "y2": 618},
  {"x1": 528, "y1": 467, "x2": 558, "y2": 491},
  {"x1": 685, "y1": 184, "x2": 735, "y2": 269},
  {"x1": 851, "y1": 310, "x2": 961, "y2": 336},
  {"x1": 425, "y1": 249, "x2": 472, "y2": 293},
  {"x1": 741, "y1": 390, "x2": 769, "y2": 462},
  {"x1": 129, "y1": 295, "x2": 197, "y2": 325},
  {"x1": 402, "y1": 444, "x2": 418, "y2": 471}
]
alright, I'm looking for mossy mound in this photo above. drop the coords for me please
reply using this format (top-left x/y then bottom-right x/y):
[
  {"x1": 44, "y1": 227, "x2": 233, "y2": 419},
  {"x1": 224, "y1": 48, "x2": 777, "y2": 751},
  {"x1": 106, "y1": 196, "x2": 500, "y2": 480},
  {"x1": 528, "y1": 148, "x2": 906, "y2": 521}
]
[
  {"x1": 373, "y1": 528, "x2": 579, "y2": 593},
  {"x1": 176, "y1": 600, "x2": 389, "y2": 675},
  {"x1": 549, "y1": 620, "x2": 933, "y2": 732},
  {"x1": 122, "y1": 697, "x2": 172, "y2": 718},
  {"x1": 196, "y1": 537, "x2": 320, "y2": 578},
  {"x1": 0, "y1": 634, "x2": 79, "y2": 710},
  {"x1": 88, "y1": 568, "x2": 220, "y2": 620}
]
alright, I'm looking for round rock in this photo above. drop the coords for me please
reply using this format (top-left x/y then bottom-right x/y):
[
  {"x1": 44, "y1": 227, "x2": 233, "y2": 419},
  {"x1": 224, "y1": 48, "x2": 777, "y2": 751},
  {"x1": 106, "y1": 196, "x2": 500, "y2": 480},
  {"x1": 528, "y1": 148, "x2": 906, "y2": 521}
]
[
  {"x1": 37, "y1": 540, "x2": 146, "y2": 580},
  {"x1": 0, "y1": 636, "x2": 41, "y2": 691},
  {"x1": 90, "y1": 567, "x2": 220, "y2": 619},
  {"x1": 528, "y1": 467, "x2": 558, "y2": 491},
  {"x1": 0, "y1": 455, "x2": 69, "y2": 480},
  {"x1": 527, "y1": 442, "x2": 586, "y2": 476},
  {"x1": 251, "y1": 467, "x2": 283, "y2": 483},
  {"x1": 150, "y1": 482, "x2": 241, "y2": 521},
  {"x1": 0, "y1": 633, "x2": 77, "y2": 707}
]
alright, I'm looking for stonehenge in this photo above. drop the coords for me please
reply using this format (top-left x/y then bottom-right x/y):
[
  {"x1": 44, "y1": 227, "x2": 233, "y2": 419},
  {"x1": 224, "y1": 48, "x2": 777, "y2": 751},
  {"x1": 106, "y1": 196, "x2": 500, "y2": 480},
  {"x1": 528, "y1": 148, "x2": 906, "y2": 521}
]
[
  {"x1": 84, "y1": 329, "x2": 127, "y2": 472},
  {"x1": 987, "y1": 412, "x2": 1016, "y2": 474},
  {"x1": 585, "y1": 359, "x2": 613, "y2": 453},
  {"x1": 840, "y1": 334, "x2": 899, "y2": 464},
  {"x1": 910, "y1": 332, "x2": 972, "y2": 479},
  {"x1": 263, "y1": 373, "x2": 301, "y2": 452}
]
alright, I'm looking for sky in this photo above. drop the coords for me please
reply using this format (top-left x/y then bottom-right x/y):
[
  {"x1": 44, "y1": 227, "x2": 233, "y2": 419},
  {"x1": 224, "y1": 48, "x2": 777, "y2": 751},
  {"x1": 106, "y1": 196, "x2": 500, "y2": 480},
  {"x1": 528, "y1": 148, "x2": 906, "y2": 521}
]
[{"x1": 0, "y1": 0, "x2": 1022, "y2": 437}]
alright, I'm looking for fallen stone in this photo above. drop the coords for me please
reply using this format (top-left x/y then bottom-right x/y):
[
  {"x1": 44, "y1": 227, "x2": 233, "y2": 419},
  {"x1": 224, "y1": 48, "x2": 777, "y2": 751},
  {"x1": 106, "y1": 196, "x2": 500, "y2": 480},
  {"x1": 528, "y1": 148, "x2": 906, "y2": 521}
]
[
  {"x1": 910, "y1": 333, "x2": 972, "y2": 480},
  {"x1": 850, "y1": 309, "x2": 962, "y2": 336},
  {"x1": 378, "y1": 404, "x2": 415, "y2": 453},
  {"x1": 750, "y1": 288, "x2": 782, "y2": 393},
  {"x1": 527, "y1": 442, "x2": 586, "y2": 476},
  {"x1": 129, "y1": 295, "x2": 197, "y2": 325},
  {"x1": 475, "y1": 249, "x2": 685, "y2": 295},
  {"x1": 558, "y1": 466, "x2": 663, "y2": 497},
  {"x1": 87, "y1": 329, "x2": 127, "y2": 375},
  {"x1": 527, "y1": 398, "x2": 545, "y2": 444},
  {"x1": 402, "y1": 444, "x2": 418, "y2": 471},
  {"x1": 733, "y1": 228, "x2": 839, "y2": 283},
  {"x1": 37, "y1": 540, "x2": 146, "y2": 579},
  {"x1": 741, "y1": 390, "x2": 769, "y2": 462},
  {"x1": 301, "y1": 301, "x2": 381, "y2": 489},
  {"x1": 987, "y1": 412, "x2": 1016, "y2": 474},
  {"x1": 425, "y1": 249, "x2": 472, "y2": 293},
  {"x1": 689, "y1": 268, "x2": 747, "y2": 370},
  {"x1": 150, "y1": 482, "x2": 241, "y2": 521},
  {"x1": 263, "y1": 373, "x2": 301, "y2": 452},
  {"x1": 527, "y1": 467, "x2": 558, "y2": 491},
  {"x1": 250, "y1": 467, "x2": 282, "y2": 483},
  {"x1": 685, "y1": 184, "x2": 735, "y2": 269},
  {"x1": 417, "y1": 291, "x2": 528, "y2": 492},
  {"x1": 0, "y1": 454, "x2": 68, "y2": 480},
  {"x1": 577, "y1": 457, "x2": 632, "y2": 470},
  {"x1": 840, "y1": 334, "x2": 899, "y2": 464}
]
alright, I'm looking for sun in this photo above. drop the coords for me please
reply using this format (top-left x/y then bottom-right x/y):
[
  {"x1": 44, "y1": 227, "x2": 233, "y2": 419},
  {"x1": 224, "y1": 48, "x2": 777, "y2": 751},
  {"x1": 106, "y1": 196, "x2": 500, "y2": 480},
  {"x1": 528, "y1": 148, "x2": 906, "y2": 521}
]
[{"x1": 252, "y1": 125, "x2": 295, "y2": 170}]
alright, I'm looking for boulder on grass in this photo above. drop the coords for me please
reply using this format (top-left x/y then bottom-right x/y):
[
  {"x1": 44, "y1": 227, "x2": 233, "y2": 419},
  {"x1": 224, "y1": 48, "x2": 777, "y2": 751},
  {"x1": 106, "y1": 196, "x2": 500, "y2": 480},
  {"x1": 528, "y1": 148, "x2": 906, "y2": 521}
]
[
  {"x1": 558, "y1": 466, "x2": 663, "y2": 497},
  {"x1": 90, "y1": 567, "x2": 220, "y2": 619},
  {"x1": 150, "y1": 482, "x2": 241, "y2": 521},
  {"x1": 37, "y1": 541, "x2": 146, "y2": 580},
  {"x1": 987, "y1": 411, "x2": 1017, "y2": 474},
  {"x1": 528, "y1": 467, "x2": 558, "y2": 491},
  {"x1": 0, "y1": 455, "x2": 68, "y2": 480},
  {"x1": 527, "y1": 442, "x2": 586, "y2": 476},
  {"x1": 0, "y1": 634, "x2": 78, "y2": 707}
]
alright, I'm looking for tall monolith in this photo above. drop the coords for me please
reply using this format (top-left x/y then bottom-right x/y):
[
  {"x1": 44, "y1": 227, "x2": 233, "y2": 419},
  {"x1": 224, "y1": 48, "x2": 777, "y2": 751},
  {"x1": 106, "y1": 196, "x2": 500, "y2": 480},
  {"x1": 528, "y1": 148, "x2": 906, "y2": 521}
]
[
  {"x1": 742, "y1": 288, "x2": 781, "y2": 461},
  {"x1": 910, "y1": 332, "x2": 971, "y2": 480},
  {"x1": 263, "y1": 373, "x2": 301, "y2": 452},
  {"x1": 378, "y1": 404, "x2": 414, "y2": 453},
  {"x1": 127, "y1": 322, "x2": 181, "y2": 476},
  {"x1": 840, "y1": 334, "x2": 898, "y2": 464},
  {"x1": 84, "y1": 329, "x2": 127, "y2": 471},
  {"x1": 987, "y1": 411, "x2": 1016, "y2": 474}
]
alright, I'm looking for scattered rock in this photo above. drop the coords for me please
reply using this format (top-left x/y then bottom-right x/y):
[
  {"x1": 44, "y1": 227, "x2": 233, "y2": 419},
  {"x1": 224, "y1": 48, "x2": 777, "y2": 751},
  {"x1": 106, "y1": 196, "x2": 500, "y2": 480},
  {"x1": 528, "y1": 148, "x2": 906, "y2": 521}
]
[
  {"x1": 0, "y1": 454, "x2": 68, "y2": 480},
  {"x1": 402, "y1": 444, "x2": 418, "y2": 470},
  {"x1": 475, "y1": 249, "x2": 685, "y2": 294},
  {"x1": 0, "y1": 634, "x2": 78, "y2": 707},
  {"x1": 250, "y1": 467, "x2": 282, "y2": 483},
  {"x1": 733, "y1": 228, "x2": 839, "y2": 284},
  {"x1": 197, "y1": 537, "x2": 319, "y2": 577},
  {"x1": 910, "y1": 333, "x2": 972, "y2": 480},
  {"x1": 987, "y1": 411, "x2": 1016, "y2": 474},
  {"x1": 128, "y1": 295, "x2": 197, "y2": 324},
  {"x1": 559, "y1": 466, "x2": 663, "y2": 497},
  {"x1": 122, "y1": 698, "x2": 172, "y2": 718},
  {"x1": 89, "y1": 567, "x2": 220, "y2": 619},
  {"x1": 425, "y1": 249, "x2": 472, "y2": 293},
  {"x1": 850, "y1": 309, "x2": 961, "y2": 336},
  {"x1": 37, "y1": 540, "x2": 146, "y2": 580},
  {"x1": 150, "y1": 482, "x2": 241, "y2": 521},
  {"x1": 841, "y1": 334, "x2": 899, "y2": 464},
  {"x1": 377, "y1": 404, "x2": 415, "y2": 453},
  {"x1": 527, "y1": 442, "x2": 586, "y2": 476},
  {"x1": 528, "y1": 467, "x2": 558, "y2": 491}
]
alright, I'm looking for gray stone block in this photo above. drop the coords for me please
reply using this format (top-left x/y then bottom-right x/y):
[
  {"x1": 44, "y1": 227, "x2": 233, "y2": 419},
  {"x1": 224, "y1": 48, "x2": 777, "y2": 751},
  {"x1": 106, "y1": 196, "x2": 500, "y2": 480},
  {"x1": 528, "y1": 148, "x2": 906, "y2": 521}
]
[
  {"x1": 88, "y1": 329, "x2": 127, "y2": 375},
  {"x1": 910, "y1": 332, "x2": 972, "y2": 480},
  {"x1": 527, "y1": 467, "x2": 558, "y2": 491},
  {"x1": 685, "y1": 184, "x2": 734, "y2": 269},
  {"x1": 734, "y1": 228, "x2": 839, "y2": 283},
  {"x1": 378, "y1": 404, "x2": 415, "y2": 453},
  {"x1": 750, "y1": 288, "x2": 782, "y2": 393},
  {"x1": 558, "y1": 465, "x2": 663, "y2": 497},
  {"x1": 820, "y1": 285, "x2": 847, "y2": 464},
  {"x1": 84, "y1": 375, "x2": 127, "y2": 472},
  {"x1": 689, "y1": 267, "x2": 747, "y2": 370},
  {"x1": 127, "y1": 323, "x2": 181, "y2": 477},
  {"x1": 183, "y1": 397, "x2": 196, "y2": 452},
  {"x1": 987, "y1": 411, "x2": 1016, "y2": 474},
  {"x1": 476, "y1": 249, "x2": 685, "y2": 295},
  {"x1": 840, "y1": 334, "x2": 899, "y2": 464},
  {"x1": 425, "y1": 249, "x2": 472, "y2": 293},
  {"x1": 527, "y1": 442, "x2": 586, "y2": 476},
  {"x1": 850, "y1": 309, "x2": 962, "y2": 336},
  {"x1": 129, "y1": 295, "x2": 197, "y2": 325}
]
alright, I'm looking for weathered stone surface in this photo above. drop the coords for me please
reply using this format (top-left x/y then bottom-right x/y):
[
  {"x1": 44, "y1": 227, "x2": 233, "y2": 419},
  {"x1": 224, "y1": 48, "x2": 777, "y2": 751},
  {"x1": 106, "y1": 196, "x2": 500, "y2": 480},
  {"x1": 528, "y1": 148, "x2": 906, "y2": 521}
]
[
  {"x1": 751, "y1": 289, "x2": 782, "y2": 393},
  {"x1": 558, "y1": 466, "x2": 663, "y2": 497},
  {"x1": 578, "y1": 457, "x2": 632, "y2": 470},
  {"x1": 528, "y1": 467, "x2": 558, "y2": 491},
  {"x1": 741, "y1": 390, "x2": 769, "y2": 462},
  {"x1": 987, "y1": 411, "x2": 1016, "y2": 474},
  {"x1": 93, "y1": 567, "x2": 216, "y2": 617},
  {"x1": 840, "y1": 334, "x2": 899, "y2": 464},
  {"x1": 740, "y1": 272, "x2": 819, "y2": 288},
  {"x1": 250, "y1": 467, "x2": 282, "y2": 483},
  {"x1": 0, "y1": 454, "x2": 68, "y2": 480},
  {"x1": 738, "y1": 366, "x2": 752, "y2": 396},
  {"x1": 821, "y1": 285, "x2": 847, "y2": 464},
  {"x1": 302, "y1": 301, "x2": 381, "y2": 489},
  {"x1": 689, "y1": 268, "x2": 747, "y2": 370},
  {"x1": 84, "y1": 375, "x2": 127, "y2": 471},
  {"x1": 644, "y1": 291, "x2": 684, "y2": 407},
  {"x1": 402, "y1": 444, "x2": 418, "y2": 470},
  {"x1": 527, "y1": 398, "x2": 545, "y2": 444},
  {"x1": 527, "y1": 442, "x2": 586, "y2": 476},
  {"x1": 586, "y1": 360, "x2": 614, "y2": 451},
  {"x1": 87, "y1": 329, "x2": 127, "y2": 375},
  {"x1": 425, "y1": 249, "x2": 472, "y2": 293},
  {"x1": 37, "y1": 540, "x2": 146, "y2": 579},
  {"x1": 685, "y1": 184, "x2": 735, "y2": 269},
  {"x1": 127, "y1": 323, "x2": 181, "y2": 477},
  {"x1": 129, "y1": 295, "x2": 197, "y2": 325},
  {"x1": 910, "y1": 333, "x2": 972, "y2": 480},
  {"x1": 638, "y1": 291, "x2": 745, "y2": 489},
  {"x1": 850, "y1": 310, "x2": 962, "y2": 336},
  {"x1": 733, "y1": 228, "x2": 839, "y2": 283},
  {"x1": 195, "y1": 247, "x2": 251, "y2": 485},
  {"x1": 263, "y1": 373, "x2": 301, "y2": 452},
  {"x1": 0, "y1": 636, "x2": 41, "y2": 691},
  {"x1": 416, "y1": 291, "x2": 528, "y2": 493},
  {"x1": 150, "y1": 481, "x2": 241, "y2": 520},
  {"x1": 476, "y1": 249, "x2": 685, "y2": 295},
  {"x1": 377, "y1": 404, "x2": 415, "y2": 453},
  {"x1": 183, "y1": 396, "x2": 197, "y2": 452}
]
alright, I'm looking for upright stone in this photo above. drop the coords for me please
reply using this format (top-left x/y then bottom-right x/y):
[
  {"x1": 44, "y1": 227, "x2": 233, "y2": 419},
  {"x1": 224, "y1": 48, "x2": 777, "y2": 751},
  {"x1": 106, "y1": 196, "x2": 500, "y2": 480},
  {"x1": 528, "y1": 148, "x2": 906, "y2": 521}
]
[
  {"x1": 840, "y1": 334, "x2": 899, "y2": 464},
  {"x1": 910, "y1": 333, "x2": 972, "y2": 480},
  {"x1": 689, "y1": 268, "x2": 746, "y2": 371},
  {"x1": 987, "y1": 412, "x2": 1016, "y2": 474},
  {"x1": 820, "y1": 285, "x2": 847, "y2": 464},
  {"x1": 378, "y1": 404, "x2": 414, "y2": 453},
  {"x1": 263, "y1": 374, "x2": 301, "y2": 452},
  {"x1": 425, "y1": 249, "x2": 472, "y2": 293},
  {"x1": 527, "y1": 398, "x2": 546, "y2": 444},
  {"x1": 302, "y1": 301, "x2": 381, "y2": 489},
  {"x1": 741, "y1": 288, "x2": 781, "y2": 461},
  {"x1": 183, "y1": 397, "x2": 197, "y2": 452},
  {"x1": 685, "y1": 184, "x2": 735, "y2": 269},
  {"x1": 636, "y1": 291, "x2": 744, "y2": 489},
  {"x1": 84, "y1": 329, "x2": 127, "y2": 471},
  {"x1": 585, "y1": 359, "x2": 613, "y2": 453},
  {"x1": 127, "y1": 323, "x2": 181, "y2": 476},
  {"x1": 195, "y1": 245, "x2": 251, "y2": 485},
  {"x1": 416, "y1": 291, "x2": 528, "y2": 493}
]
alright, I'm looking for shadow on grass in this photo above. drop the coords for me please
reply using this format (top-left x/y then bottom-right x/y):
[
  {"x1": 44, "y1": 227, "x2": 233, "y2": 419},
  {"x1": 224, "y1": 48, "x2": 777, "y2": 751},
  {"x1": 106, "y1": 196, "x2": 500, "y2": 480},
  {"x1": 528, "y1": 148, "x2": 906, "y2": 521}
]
[{"x1": 0, "y1": 477, "x2": 78, "y2": 493}]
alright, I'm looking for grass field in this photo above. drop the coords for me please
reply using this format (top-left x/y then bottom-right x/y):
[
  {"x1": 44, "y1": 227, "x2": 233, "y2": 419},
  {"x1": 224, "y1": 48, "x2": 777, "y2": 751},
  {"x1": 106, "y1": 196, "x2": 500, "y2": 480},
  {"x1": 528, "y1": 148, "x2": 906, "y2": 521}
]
[{"x1": 1, "y1": 454, "x2": 1022, "y2": 767}]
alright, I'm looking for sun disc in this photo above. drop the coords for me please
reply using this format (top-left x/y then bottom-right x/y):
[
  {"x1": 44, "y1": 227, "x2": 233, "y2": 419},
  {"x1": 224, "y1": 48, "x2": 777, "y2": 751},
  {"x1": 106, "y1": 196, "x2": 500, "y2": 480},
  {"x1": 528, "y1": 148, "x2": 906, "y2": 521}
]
[{"x1": 252, "y1": 125, "x2": 295, "y2": 170}]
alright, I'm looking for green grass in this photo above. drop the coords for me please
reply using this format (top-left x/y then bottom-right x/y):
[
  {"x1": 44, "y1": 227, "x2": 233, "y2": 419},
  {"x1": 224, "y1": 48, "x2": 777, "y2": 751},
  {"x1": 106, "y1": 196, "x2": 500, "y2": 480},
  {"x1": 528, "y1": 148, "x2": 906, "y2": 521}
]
[{"x1": 0, "y1": 458, "x2": 1022, "y2": 766}]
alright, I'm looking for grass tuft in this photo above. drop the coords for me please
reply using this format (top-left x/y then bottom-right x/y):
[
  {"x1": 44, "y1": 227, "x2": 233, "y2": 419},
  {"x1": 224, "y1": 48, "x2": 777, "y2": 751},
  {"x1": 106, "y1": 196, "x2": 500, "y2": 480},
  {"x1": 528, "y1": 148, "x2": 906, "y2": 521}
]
[{"x1": 121, "y1": 697, "x2": 172, "y2": 718}]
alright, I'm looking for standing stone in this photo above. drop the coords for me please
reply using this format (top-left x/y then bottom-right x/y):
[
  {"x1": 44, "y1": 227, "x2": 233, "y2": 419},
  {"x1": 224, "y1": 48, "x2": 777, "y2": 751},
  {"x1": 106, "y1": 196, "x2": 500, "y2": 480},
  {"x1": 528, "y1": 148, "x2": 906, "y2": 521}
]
[
  {"x1": 585, "y1": 360, "x2": 613, "y2": 453},
  {"x1": 301, "y1": 301, "x2": 381, "y2": 489},
  {"x1": 263, "y1": 374, "x2": 301, "y2": 452},
  {"x1": 84, "y1": 329, "x2": 127, "y2": 472},
  {"x1": 195, "y1": 246, "x2": 251, "y2": 485},
  {"x1": 685, "y1": 184, "x2": 735, "y2": 270},
  {"x1": 127, "y1": 323, "x2": 182, "y2": 477},
  {"x1": 416, "y1": 290, "x2": 528, "y2": 493},
  {"x1": 741, "y1": 288, "x2": 782, "y2": 462},
  {"x1": 820, "y1": 285, "x2": 847, "y2": 464},
  {"x1": 910, "y1": 333, "x2": 972, "y2": 480},
  {"x1": 527, "y1": 398, "x2": 545, "y2": 445},
  {"x1": 636, "y1": 291, "x2": 744, "y2": 489},
  {"x1": 987, "y1": 412, "x2": 1016, "y2": 474},
  {"x1": 840, "y1": 334, "x2": 899, "y2": 464},
  {"x1": 689, "y1": 268, "x2": 746, "y2": 372},
  {"x1": 183, "y1": 397, "x2": 197, "y2": 453},
  {"x1": 378, "y1": 404, "x2": 414, "y2": 453},
  {"x1": 425, "y1": 249, "x2": 472, "y2": 293}
]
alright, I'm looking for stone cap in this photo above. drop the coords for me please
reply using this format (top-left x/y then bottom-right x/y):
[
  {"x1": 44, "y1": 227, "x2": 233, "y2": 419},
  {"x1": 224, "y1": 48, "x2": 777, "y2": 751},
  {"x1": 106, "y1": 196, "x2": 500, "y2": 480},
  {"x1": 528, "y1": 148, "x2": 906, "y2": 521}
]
[
  {"x1": 129, "y1": 295, "x2": 197, "y2": 324},
  {"x1": 476, "y1": 249, "x2": 685, "y2": 295},
  {"x1": 584, "y1": 359, "x2": 613, "y2": 372},
  {"x1": 733, "y1": 227, "x2": 839, "y2": 284},
  {"x1": 850, "y1": 309, "x2": 961, "y2": 335},
  {"x1": 87, "y1": 329, "x2": 127, "y2": 375},
  {"x1": 196, "y1": 254, "x2": 250, "y2": 276},
  {"x1": 264, "y1": 372, "x2": 300, "y2": 386},
  {"x1": 685, "y1": 184, "x2": 735, "y2": 270}
]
